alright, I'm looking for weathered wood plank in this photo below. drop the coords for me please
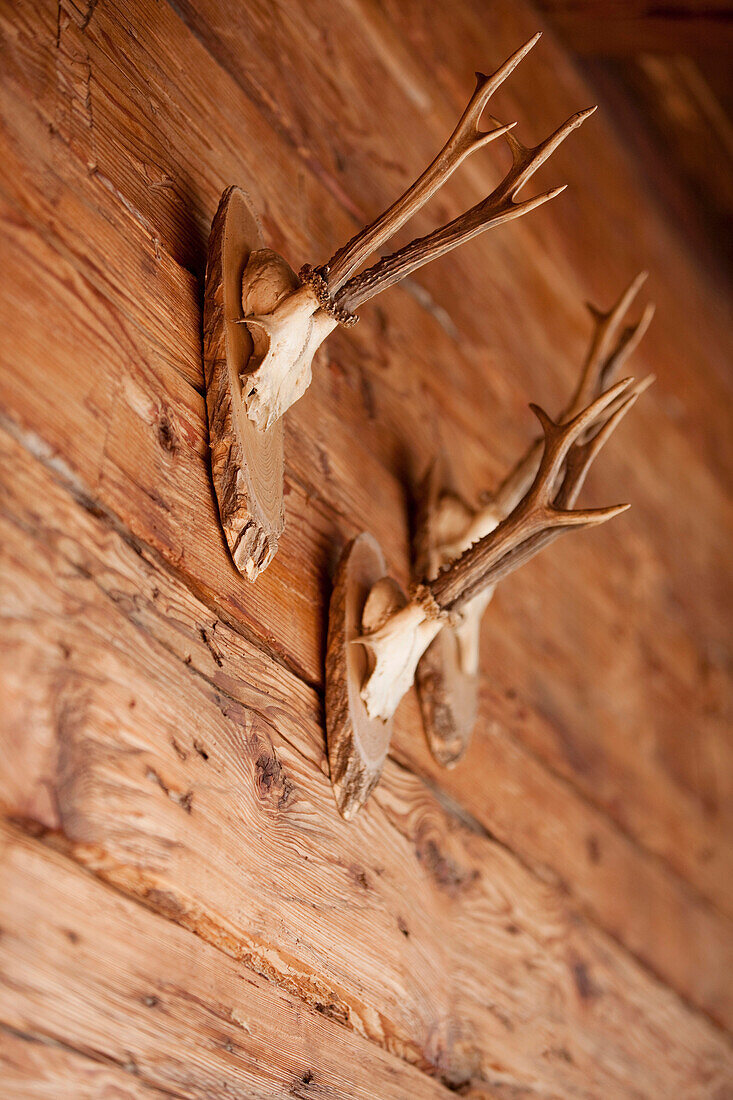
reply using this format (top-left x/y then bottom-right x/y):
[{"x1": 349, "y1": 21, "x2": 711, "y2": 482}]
[
  {"x1": 2, "y1": 406, "x2": 731, "y2": 1034},
  {"x1": 0, "y1": 825, "x2": 457, "y2": 1100},
  {"x1": 391, "y1": 685, "x2": 733, "y2": 1032},
  {"x1": 3, "y1": 410, "x2": 730, "y2": 1036},
  {"x1": 1, "y1": 426, "x2": 731, "y2": 1096},
  {"x1": 0, "y1": 0, "x2": 503, "y2": 539},
  {"x1": 0, "y1": 1026, "x2": 172, "y2": 1099},
  {"x1": 0, "y1": 0, "x2": 418, "y2": 664},
  {"x1": 164, "y1": 0, "x2": 733, "y2": 915},
  {"x1": 0, "y1": 0, "x2": 731, "y2": 1009}
]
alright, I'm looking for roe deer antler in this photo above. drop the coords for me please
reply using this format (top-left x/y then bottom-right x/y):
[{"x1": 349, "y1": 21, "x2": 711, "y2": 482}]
[
  {"x1": 240, "y1": 34, "x2": 596, "y2": 430},
  {"x1": 411, "y1": 274, "x2": 654, "y2": 762},
  {"x1": 488, "y1": 271, "x2": 655, "y2": 519},
  {"x1": 321, "y1": 34, "x2": 541, "y2": 294},
  {"x1": 356, "y1": 376, "x2": 648, "y2": 722}
]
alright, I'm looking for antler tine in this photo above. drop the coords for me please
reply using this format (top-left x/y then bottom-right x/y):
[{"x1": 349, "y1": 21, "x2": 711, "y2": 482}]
[
  {"x1": 462, "y1": 32, "x2": 542, "y2": 141},
  {"x1": 481, "y1": 380, "x2": 649, "y2": 590},
  {"x1": 426, "y1": 377, "x2": 637, "y2": 612},
  {"x1": 589, "y1": 371, "x2": 655, "y2": 433},
  {"x1": 527, "y1": 376, "x2": 635, "y2": 507},
  {"x1": 335, "y1": 106, "x2": 596, "y2": 313},
  {"x1": 558, "y1": 378, "x2": 650, "y2": 511},
  {"x1": 598, "y1": 301, "x2": 655, "y2": 392},
  {"x1": 496, "y1": 104, "x2": 597, "y2": 204},
  {"x1": 354, "y1": 374, "x2": 649, "y2": 725},
  {"x1": 323, "y1": 34, "x2": 542, "y2": 293},
  {"x1": 489, "y1": 281, "x2": 653, "y2": 517},
  {"x1": 565, "y1": 271, "x2": 652, "y2": 418}
]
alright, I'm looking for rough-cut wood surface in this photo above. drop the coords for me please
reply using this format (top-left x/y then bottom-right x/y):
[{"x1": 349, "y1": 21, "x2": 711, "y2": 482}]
[
  {"x1": 0, "y1": 1026, "x2": 172, "y2": 1099},
  {"x1": 0, "y1": 824, "x2": 455, "y2": 1100},
  {"x1": 0, "y1": 0, "x2": 731, "y2": 1095},
  {"x1": 2, "y1": 423, "x2": 731, "y2": 1096}
]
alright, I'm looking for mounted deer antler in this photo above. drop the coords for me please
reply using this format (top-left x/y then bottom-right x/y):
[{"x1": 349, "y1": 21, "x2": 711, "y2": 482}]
[
  {"x1": 359, "y1": 377, "x2": 643, "y2": 721},
  {"x1": 205, "y1": 36, "x2": 598, "y2": 582},
  {"x1": 414, "y1": 273, "x2": 654, "y2": 762},
  {"x1": 241, "y1": 33, "x2": 595, "y2": 431},
  {"x1": 326, "y1": 371, "x2": 651, "y2": 818}
]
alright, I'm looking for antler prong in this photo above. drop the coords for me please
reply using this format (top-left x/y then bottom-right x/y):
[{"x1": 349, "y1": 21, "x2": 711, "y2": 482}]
[
  {"x1": 526, "y1": 376, "x2": 635, "y2": 502},
  {"x1": 499, "y1": 105, "x2": 597, "y2": 202},
  {"x1": 426, "y1": 376, "x2": 637, "y2": 613},
  {"x1": 496, "y1": 183, "x2": 569, "y2": 223},
  {"x1": 336, "y1": 105, "x2": 596, "y2": 312},
  {"x1": 472, "y1": 30, "x2": 543, "y2": 109},
  {"x1": 600, "y1": 301, "x2": 656, "y2": 389},
  {"x1": 549, "y1": 502, "x2": 630, "y2": 528},
  {"x1": 568, "y1": 271, "x2": 654, "y2": 418},
  {"x1": 238, "y1": 38, "x2": 602, "y2": 431},
  {"x1": 474, "y1": 277, "x2": 654, "y2": 521},
  {"x1": 356, "y1": 373, "x2": 648, "y2": 722}
]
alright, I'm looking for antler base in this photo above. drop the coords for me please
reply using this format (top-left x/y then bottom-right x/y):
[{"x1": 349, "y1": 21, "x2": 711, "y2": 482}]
[{"x1": 203, "y1": 186, "x2": 285, "y2": 580}]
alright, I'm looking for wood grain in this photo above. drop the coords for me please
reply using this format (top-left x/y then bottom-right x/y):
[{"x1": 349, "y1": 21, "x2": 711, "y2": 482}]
[
  {"x1": 0, "y1": 824, "x2": 456, "y2": 1100},
  {"x1": 2, "y1": 409, "x2": 729, "y2": 1035},
  {"x1": 0, "y1": 1026, "x2": 170, "y2": 1099},
  {"x1": 0, "y1": 0, "x2": 731, "y2": 1091},
  {"x1": 1, "y1": 425, "x2": 731, "y2": 1097}
]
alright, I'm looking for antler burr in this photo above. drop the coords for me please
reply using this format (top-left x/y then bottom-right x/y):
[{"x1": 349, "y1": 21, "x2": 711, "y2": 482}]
[{"x1": 240, "y1": 33, "x2": 596, "y2": 430}]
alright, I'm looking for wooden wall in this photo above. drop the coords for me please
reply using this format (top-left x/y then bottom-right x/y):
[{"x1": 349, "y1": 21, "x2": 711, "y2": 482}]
[{"x1": 1, "y1": 0, "x2": 731, "y2": 1096}]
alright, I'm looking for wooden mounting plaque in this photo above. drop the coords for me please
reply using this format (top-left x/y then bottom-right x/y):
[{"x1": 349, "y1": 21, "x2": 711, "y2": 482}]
[
  {"x1": 415, "y1": 624, "x2": 479, "y2": 767},
  {"x1": 325, "y1": 533, "x2": 395, "y2": 819},
  {"x1": 203, "y1": 186, "x2": 284, "y2": 580},
  {"x1": 414, "y1": 456, "x2": 479, "y2": 767}
]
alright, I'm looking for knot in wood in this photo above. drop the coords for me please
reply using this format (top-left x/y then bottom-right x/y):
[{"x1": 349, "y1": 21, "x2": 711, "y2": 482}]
[{"x1": 299, "y1": 264, "x2": 359, "y2": 328}]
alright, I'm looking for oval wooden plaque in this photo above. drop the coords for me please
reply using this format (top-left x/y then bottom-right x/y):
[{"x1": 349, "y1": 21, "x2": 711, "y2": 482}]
[
  {"x1": 325, "y1": 533, "x2": 396, "y2": 819},
  {"x1": 203, "y1": 186, "x2": 284, "y2": 580},
  {"x1": 414, "y1": 456, "x2": 479, "y2": 766}
]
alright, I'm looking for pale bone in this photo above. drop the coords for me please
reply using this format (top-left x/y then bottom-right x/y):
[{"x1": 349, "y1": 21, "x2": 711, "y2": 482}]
[
  {"x1": 356, "y1": 375, "x2": 649, "y2": 722},
  {"x1": 423, "y1": 272, "x2": 655, "y2": 685},
  {"x1": 242, "y1": 275, "x2": 336, "y2": 431},
  {"x1": 240, "y1": 33, "x2": 596, "y2": 429},
  {"x1": 356, "y1": 602, "x2": 444, "y2": 724}
]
